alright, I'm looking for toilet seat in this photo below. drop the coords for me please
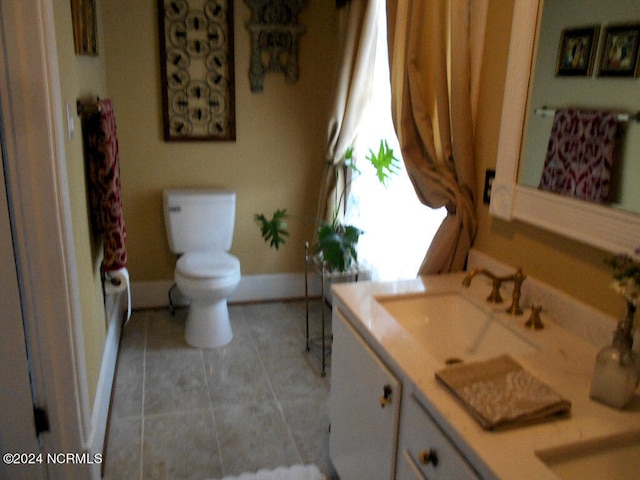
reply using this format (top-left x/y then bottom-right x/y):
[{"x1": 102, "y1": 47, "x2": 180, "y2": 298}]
[{"x1": 177, "y1": 251, "x2": 240, "y2": 279}]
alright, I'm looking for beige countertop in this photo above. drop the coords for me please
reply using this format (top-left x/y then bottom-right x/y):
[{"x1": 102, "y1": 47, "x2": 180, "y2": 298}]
[{"x1": 331, "y1": 272, "x2": 640, "y2": 480}]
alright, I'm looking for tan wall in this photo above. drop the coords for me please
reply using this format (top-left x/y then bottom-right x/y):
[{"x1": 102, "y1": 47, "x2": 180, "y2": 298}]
[
  {"x1": 75, "y1": 0, "x2": 622, "y2": 346},
  {"x1": 102, "y1": 0, "x2": 339, "y2": 282},
  {"x1": 52, "y1": 0, "x2": 109, "y2": 406},
  {"x1": 473, "y1": 0, "x2": 622, "y2": 319}
]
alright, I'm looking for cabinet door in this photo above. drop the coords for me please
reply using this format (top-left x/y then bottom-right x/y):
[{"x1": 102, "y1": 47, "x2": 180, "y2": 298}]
[{"x1": 329, "y1": 310, "x2": 401, "y2": 480}]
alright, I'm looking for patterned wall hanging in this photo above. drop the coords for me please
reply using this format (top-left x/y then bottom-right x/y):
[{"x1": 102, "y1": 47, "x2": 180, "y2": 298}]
[
  {"x1": 158, "y1": 0, "x2": 236, "y2": 141},
  {"x1": 244, "y1": 0, "x2": 308, "y2": 93}
]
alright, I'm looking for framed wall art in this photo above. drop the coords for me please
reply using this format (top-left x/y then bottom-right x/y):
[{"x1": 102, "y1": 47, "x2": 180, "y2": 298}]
[
  {"x1": 157, "y1": 0, "x2": 236, "y2": 141},
  {"x1": 71, "y1": 0, "x2": 98, "y2": 56},
  {"x1": 597, "y1": 24, "x2": 640, "y2": 78},
  {"x1": 555, "y1": 26, "x2": 599, "y2": 76}
]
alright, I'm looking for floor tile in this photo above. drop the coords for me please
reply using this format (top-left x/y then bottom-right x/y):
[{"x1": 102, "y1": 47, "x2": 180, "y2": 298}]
[
  {"x1": 213, "y1": 400, "x2": 299, "y2": 476},
  {"x1": 102, "y1": 415, "x2": 142, "y2": 479},
  {"x1": 110, "y1": 348, "x2": 145, "y2": 419},
  {"x1": 143, "y1": 410, "x2": 222, "y2": 480},
  {"x1": 103, "y1": 301, "x2": 337, "y2": 480},
  {"x1": 280, "y1": 398, "x2": 333, "y2": 476},
  {"x1": 144, "y1": 349, "x2": 210, "y2": 415}
]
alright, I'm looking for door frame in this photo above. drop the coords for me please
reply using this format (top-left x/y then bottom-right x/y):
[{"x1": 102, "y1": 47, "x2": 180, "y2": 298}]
[
  {"x1": 0, "y1": 117, "x2": 45, "y2": 480},
  {"x1": 0, "y1": 1, "x2": 96, "y2": 478}
]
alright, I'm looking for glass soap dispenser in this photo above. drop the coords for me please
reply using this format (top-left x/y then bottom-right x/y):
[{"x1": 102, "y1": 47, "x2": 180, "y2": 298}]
[{"x1": 589, "y1": 319, "x2": 638, "y2": 409}]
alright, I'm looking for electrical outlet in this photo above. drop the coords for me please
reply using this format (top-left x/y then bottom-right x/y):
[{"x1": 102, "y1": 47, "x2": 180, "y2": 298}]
[{"x1": 483, "y1": 169, "x2": 495, "y2": 204}]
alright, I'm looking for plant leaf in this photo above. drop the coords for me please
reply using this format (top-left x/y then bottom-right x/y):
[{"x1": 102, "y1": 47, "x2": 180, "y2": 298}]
[
  {"x1": 366, "y1": 139, "x2": 400, "y2": 187},
  {"x1": 316, "y1": 223, "x2": 363, "y2": 272},
  {"x1": 254, "y1": 209, "x2": 290, "y2": 249}
]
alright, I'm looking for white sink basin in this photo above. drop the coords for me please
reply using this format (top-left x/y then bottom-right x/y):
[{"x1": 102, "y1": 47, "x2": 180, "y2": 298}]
[
  {"x1": 536, "y1": 430, "x2": 640, "y2": 480},
  {"x1": 376, "y1": 292, "x2": 539, "y2": 364}
]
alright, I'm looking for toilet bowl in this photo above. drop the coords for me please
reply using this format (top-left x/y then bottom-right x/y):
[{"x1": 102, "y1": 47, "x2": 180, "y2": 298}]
[
  {"x1": 176, "y1": 251, "x2": 240, "y2": 348},
  {"x1": 163, "y1": 189, "x2": 241, "y2": 348}
]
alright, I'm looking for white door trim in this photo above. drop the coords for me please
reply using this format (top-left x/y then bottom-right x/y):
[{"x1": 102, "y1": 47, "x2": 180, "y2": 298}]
[
  {"x1": 0, "y1": 119, "x2": 46, "y2": 480},
  {"x1": 0, "y1": 1, "x2": 96, "y2": 478}
]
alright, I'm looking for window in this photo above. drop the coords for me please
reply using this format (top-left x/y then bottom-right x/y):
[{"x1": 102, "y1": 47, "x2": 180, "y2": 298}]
[{"x1": 344, "y1": 8, "x2": 446, "y2": 281}]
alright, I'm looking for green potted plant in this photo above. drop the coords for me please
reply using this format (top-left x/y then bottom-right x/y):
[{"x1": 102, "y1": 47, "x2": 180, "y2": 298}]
[{"x1": 255, "y1": 139, "x2": 400, "y2": 272}]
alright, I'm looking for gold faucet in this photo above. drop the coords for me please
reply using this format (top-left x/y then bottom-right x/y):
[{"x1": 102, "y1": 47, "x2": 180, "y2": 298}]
[{"x1": 462, "y1": 267, "x2": 526, "y2": 315}]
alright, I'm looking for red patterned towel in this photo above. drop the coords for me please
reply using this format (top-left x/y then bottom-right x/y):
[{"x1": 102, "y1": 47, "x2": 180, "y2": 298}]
[
  {"x1": 83, "y1": 99, "x2": 127, "y2": 271},
  {"x1": 539, "y1": 109, "x2": 618, "y2": 203}
]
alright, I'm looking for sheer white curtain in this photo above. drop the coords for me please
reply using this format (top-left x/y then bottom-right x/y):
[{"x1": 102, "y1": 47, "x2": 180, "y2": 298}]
[
  {"x1": 344, "y1": 3, "x2": 446, "y2": 281},
  {"x1": 319, "y1": 0, "x2": 379, "y2": 227}
]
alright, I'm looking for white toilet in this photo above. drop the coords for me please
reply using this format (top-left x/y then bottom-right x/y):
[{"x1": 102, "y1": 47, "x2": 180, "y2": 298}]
[{"x1": 163, "y1": 189, "x2": 241, "y2": 348}]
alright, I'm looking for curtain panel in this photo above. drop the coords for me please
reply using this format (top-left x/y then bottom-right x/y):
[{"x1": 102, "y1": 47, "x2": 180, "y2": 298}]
[
  {"x1": 386, "y1": 0, "x2": 487, "y2": 274},
  {"x1": 317, "y1": 0, "x2": 381, "y2": 228}
]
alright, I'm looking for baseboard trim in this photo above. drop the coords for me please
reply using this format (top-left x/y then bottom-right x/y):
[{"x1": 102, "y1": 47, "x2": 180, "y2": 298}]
[
  {"x1": 130, "y1": 273, "x2": 322, "y2": 309},
  {"x1": 87, "y1": 290, "x2": 126, "y2": 463}
]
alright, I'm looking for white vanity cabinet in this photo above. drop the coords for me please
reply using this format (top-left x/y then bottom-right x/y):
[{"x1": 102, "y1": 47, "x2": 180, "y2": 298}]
[
  {"x1": 330, "y1": 307, "x2": 481, "y2": 480},
  {"x1": 329, "y1": 310, "x2": 401, "y2": 480},
  {"x1": 328, "y1": 263, "x2": 640, "y2": 480},
  {"x1": 396, "y1": 394, "x2": 480, "y2": 480}
]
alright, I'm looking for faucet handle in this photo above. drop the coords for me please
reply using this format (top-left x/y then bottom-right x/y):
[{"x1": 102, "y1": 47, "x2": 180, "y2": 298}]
[{"x1": 525, "y1": 305, "x2": 544, "y2": 330}]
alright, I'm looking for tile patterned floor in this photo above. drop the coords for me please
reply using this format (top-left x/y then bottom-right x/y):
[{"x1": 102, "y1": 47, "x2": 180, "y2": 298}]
[{"x1": 103, "y1": 300, "x2": 337, "y2": 480}]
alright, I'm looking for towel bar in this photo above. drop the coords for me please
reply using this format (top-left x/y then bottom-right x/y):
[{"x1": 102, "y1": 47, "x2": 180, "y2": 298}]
[
  {"x1": 534, "y1": 107, "x2": 640, "y2": 123},
  {"x1": 76, "y1": 97, "x2": 101, "y2": 116}
]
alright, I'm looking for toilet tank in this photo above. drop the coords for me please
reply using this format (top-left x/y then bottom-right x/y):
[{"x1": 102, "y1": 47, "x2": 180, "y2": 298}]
[{"x1": 163, "y1": 189, "x2": 236, "y2": 254}]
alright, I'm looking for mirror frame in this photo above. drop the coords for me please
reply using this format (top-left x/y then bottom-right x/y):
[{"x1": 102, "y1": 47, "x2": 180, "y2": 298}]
[{"x1": 490, "y1": 1, "x2": 640, "y2": 257}]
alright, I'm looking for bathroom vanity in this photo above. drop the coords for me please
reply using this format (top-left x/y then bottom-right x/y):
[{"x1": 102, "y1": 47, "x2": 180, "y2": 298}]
[{"x1": 328, "y1": 250, "x2": 640, "y2": 480}]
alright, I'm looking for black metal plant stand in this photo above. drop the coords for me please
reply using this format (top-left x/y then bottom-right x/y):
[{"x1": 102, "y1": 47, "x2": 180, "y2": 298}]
[{"x1": 304, "y1": 242, "x2": 370, "y2": 376}]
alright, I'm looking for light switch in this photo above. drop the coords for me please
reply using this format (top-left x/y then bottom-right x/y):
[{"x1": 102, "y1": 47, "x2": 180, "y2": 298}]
[{"x1": 66, "y1": 101, "x2": 74, "y2": 141}]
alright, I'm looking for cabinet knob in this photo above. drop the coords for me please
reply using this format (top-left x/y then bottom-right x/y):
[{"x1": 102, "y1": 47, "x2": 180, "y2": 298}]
[
  {"x1": 418, "y1": 449, "x2": 439, "y2": 467},
  {"x1": 379, "y1": 384, "x2": 393, "y2": 408}
]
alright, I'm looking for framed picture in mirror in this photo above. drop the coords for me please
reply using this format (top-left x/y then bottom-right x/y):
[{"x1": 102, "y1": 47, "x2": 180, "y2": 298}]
[
  {"x1": 555, "y1": 26, "x2": 599, "y2": 76},
  {"x1": 597, "y1": 24, "x2": 640, "y2": 77}
]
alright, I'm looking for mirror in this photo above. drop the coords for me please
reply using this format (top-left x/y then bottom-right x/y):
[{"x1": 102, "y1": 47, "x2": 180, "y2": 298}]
[
  {"x1": 490, "y1": 0, "x2": 640, "y2": 257},
  {"x1": 519, "y1": 0, "x2": 640, "y2": 215}
]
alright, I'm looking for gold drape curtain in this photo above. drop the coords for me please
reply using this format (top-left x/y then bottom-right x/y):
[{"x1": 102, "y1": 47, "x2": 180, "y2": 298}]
[
  {"x1": 386, "y1": 0, "x2": 486, "y2": 274},
  {"x1": 317, "y1": 0, "x2": 381, "y2": 227}
]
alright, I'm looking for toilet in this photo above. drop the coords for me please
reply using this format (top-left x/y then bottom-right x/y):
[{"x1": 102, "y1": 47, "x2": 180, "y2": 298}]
[{"x1": 163, "y1": 189, "x2": 241, "y2": 348}]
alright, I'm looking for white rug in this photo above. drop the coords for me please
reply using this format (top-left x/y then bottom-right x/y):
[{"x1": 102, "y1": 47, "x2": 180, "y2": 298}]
[{"x1": 212, "y1": 464, "x2": 326, "y2": 480}]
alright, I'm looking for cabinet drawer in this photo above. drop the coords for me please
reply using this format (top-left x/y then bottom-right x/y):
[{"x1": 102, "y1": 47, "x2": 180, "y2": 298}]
[{"x1": 397, "y1": 395, "x2": 480, "y2": 480}]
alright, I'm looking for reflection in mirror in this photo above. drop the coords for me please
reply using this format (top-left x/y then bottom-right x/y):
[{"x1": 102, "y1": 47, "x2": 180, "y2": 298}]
[
  {"x1": 519, "y1": 0, "x2": 640, "y2": 214},
  {"x1": 490, "y1": 1, "x2": 640, "y2": 258}
]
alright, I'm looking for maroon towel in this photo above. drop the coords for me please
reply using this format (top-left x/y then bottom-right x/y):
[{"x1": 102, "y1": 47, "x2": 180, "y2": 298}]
[
  {"x1": 539, "y1": 108, "x2": 618, "y2": 203},
  {"x1": 83, "y1": 99, "x2": 127, "y2": 271}
]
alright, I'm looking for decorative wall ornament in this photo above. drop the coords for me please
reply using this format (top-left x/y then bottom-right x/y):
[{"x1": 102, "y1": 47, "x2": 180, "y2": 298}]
[
  {"x1": 158, "y1": 0, "x2": 236, "y2": 141},
  {"x1": 243, "y1": 0, "x2": 308, "y2": 92}
]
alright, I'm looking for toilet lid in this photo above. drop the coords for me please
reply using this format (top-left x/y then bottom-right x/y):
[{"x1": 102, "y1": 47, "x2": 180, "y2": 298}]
[{"x1": 177, "y1": 251, "x2": 240, "y2": 279}]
